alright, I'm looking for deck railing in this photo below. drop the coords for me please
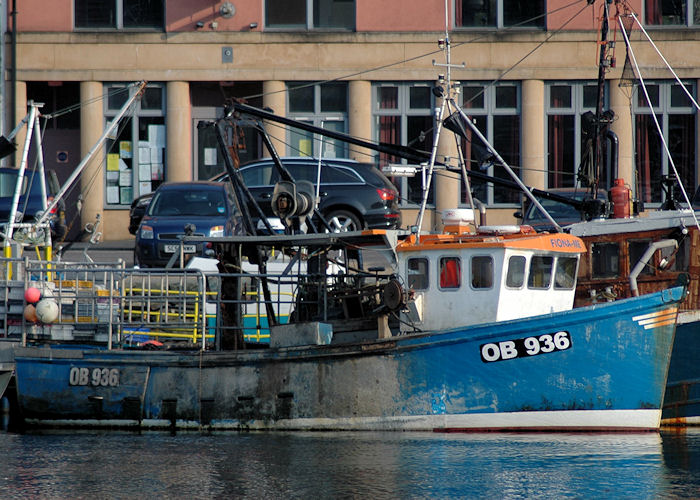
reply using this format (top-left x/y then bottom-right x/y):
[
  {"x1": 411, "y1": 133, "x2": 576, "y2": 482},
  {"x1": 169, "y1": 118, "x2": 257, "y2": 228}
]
[{"x1": 0, "y1": 257, "x2": 300, "y2": 349}]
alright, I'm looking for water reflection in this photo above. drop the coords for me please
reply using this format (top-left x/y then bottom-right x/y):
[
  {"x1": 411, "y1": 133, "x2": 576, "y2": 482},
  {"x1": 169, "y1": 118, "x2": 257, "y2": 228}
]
[{"x1": 0, "y1": 429, "x2": 698, "y2": 498}]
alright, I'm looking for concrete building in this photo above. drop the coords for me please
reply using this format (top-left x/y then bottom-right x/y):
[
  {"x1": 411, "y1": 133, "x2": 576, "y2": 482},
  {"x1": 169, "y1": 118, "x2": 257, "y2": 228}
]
[{"x1": 3, "y1": 0, "x2": 699, "y2": 240}]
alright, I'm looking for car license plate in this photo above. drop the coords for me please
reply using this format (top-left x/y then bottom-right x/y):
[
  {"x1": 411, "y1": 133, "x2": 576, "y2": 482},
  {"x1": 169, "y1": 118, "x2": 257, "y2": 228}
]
[{"x1": 163, "y1": 244, "x2": 196, "y2": 253}]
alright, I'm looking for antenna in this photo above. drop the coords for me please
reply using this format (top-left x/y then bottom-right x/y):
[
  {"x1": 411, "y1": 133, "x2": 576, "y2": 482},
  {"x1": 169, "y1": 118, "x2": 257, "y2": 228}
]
[
  {"x1": 414, "y1": 0, "x2": 562, "y2": 237},
  {"x1": 414, "y1": 0, "x2": 466, "y2": 237}
]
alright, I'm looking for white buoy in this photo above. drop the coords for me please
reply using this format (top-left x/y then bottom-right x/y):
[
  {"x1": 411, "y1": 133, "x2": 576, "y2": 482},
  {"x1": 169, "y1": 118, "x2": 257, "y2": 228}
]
[{"x1": 35, "y1": 298, "x2": 59, "y2": 324}]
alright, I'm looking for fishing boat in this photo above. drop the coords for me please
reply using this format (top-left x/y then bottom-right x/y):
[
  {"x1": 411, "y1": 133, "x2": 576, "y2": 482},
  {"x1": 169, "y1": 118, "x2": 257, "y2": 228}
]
[
  {"x1": 6, "y1": 1, "x2": 688, "y2": 431},
  {"x1": 11, "y1": 224, "x2": 685, "y2": 431},
  {"x1": 10, "y1": 91, "x2": 687, "y2": 431},
  {"x1": 530, "y1": 4, "x2": 700, "y2": 426}
]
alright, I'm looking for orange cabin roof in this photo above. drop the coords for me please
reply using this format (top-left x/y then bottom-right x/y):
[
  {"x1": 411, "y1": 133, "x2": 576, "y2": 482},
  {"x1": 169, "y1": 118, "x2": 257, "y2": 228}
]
[{"x1": 395, "y1": 227, "x2": 586, "y2": 254}]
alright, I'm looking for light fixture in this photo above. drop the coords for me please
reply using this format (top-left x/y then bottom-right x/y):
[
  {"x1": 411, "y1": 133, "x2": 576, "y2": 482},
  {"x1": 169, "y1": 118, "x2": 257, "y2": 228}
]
[
  {"x1": 195, "y1": 21, "x2": 204, "y2": 29},
  {"x1": 220, "y1": 2, "x2": 235, "y2": 18}
]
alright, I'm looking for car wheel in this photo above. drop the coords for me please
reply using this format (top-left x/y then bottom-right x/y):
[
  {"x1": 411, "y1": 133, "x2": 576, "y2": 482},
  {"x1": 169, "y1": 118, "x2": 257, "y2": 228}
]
[{"x1": 324, "y1": 210, "x2": 362, "y2": 232}]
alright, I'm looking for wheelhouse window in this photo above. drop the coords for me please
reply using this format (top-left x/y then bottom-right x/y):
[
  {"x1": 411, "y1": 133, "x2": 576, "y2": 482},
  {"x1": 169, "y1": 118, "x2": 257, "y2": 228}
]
[
  {"x1": 104, "y1": 83, "x2": 165, "y2": 207},
  {"x1": 455, "y1": 0, "x2": 545, "y2": 28},
  {"x1": 554, "y1": 256, "x2": 577, "y2": 290},
  {"x1": 266, "y1": 0, "x2": 355, "y2": 30},
  {"x1": 439, "y1": 257, "x2": 461, "y2": 289},
  {"x1": 528, "y1": 256, "x2": 553, "y2": 289},
  {"x1": 471, "y1": 256, "x2": 494, "y2": 289},
  {"x1": 506, "y1": 255, "x2": 526, "y2": 288},
  {"x1": 75, "y1": 0, "x2": 164, "y2": 29},
  {"x1": 287, "y1": 82, "x2": 348, "y2": 158},
  {"x1": 408, "y1": 258, "x2": 429, "y2": 290},
  {"x1": 629, "y1": 240, "x2": 655, "y2": 276},
  {"x1": 662, "y1": 237, "x2": 690, "y2": 271},
  {"x1": 634, "y1": 81, "x2": 696, "y2": 205},
  {"x1": 546, "y1": 82, "x2": 607, "y2": 189},
  {"x1": 591, "y1": 242, "x2": 620, "y2": 278},
  {"x1": 645, "y1": 1, "x2": 700, "y2": 26},
  {"x1": 373, "y1": 83, "x2": 434, "y2": 205},
  {"x1": 460, "y1": 82, "x2": 521, "y2": 206}
]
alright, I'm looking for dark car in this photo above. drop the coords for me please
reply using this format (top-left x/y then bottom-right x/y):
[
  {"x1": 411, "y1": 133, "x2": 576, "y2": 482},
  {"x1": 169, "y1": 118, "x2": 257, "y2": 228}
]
[
  {"x1": 134, "y1": 181, "x2": 241, "y2": 267},
  {"x1": 515, "y1": 188, "x2": 608, "y2": 232},
  {"x1": 0, "y1": 167, "x2": 67, "y2": 240},
  {"x1": 128, "y1": 157, "x2": 401, "y2": 234}
]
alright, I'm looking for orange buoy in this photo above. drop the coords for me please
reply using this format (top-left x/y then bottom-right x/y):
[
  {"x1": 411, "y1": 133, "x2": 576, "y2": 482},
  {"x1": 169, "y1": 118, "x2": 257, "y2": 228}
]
[{"x1": 24, "y1": 304, "x2": 38, "y2": 323}]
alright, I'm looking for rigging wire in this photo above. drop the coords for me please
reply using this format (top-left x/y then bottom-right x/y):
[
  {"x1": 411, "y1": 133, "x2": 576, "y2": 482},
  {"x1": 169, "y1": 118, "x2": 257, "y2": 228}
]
[
  {"x1": 40, "y1": 85, "x2": 133, "y2": 121},
  {"x1": 618, "y1": 13, "x2": 700, "y2": 231},
  {"x1": 233, "y1": 0, "x2": 592, "y2": 171},
  {"x1": 240, "y1": 0, "x2": 589, "y2": 104}
]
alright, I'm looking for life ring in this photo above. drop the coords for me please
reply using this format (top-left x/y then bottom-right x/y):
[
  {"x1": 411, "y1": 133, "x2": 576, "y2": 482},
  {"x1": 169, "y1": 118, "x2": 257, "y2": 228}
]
[{"x1": 477, "y1": 225, "x2": 523, "y2": 234}]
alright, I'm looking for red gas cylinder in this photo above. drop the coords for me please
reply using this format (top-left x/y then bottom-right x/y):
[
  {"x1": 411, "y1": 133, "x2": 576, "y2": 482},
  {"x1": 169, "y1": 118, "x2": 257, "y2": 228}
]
[{"x1": 610, "y1": 178, "x2": 631, "y2": 218}]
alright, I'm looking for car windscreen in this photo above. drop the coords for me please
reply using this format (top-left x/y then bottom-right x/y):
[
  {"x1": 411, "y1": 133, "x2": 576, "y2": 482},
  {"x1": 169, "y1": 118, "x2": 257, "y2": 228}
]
[
  {"x1": 525, "y1": 198, "x2": 583, "y2": 222},
  {"x1": 0, "y1": 172, "x2": 28, "y2": 197},
  {"x1": 149, "y1": 189, "x2": 226, "y2": 217}
]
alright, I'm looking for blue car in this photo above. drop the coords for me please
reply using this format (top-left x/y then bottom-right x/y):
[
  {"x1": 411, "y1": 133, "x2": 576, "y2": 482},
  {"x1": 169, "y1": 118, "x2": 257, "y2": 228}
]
[
  {"x1": 0, "y1": 167, "x2": 67, "y2": 240},
  {"x1": 134, "y1": 181, "x2": 241, "y2": 267}
]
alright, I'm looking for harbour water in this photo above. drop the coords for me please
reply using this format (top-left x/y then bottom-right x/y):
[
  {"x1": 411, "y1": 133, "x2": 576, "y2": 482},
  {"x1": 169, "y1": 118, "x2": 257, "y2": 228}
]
[{"x1": 1, "y1": 429, "x2": 698, "y2": 498}]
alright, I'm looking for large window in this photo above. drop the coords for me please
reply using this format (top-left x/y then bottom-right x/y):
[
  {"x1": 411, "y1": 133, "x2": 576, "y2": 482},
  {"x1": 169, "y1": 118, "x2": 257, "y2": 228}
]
[
  {"x1": 460, "y1": 82, "x2": 521, "y2": 205},
  {"x1": 546, "y1": 82, "x2": 606, "y2": 189},
  {"x1": 455, "y1": 0, "x2": 545, "y2": 28},
  {"x1": 373, "y1": 83, "x2": 434, "y2": 205},
  {"x1": 439, "y1": 257, "x2": 461, "y2": 289},
  {"x1": 634, "y1": 81, "x2": 696, "y2": 204},
  {"x1": 287, "y1": 82, "x2": 348, "y2": 158},
  {"x1": 266, "y1": 0, "x2": 355, "y2": 29},
  {"x1": 104, "y1": 83, "x2": 165, "y2": 207},
  {"x1": 645, "y1": 0, "x2": 700, "y2": 26},
  {"x1": 407, "y1": 258, "x2": 429, "y2": 290},
  {"x1": 75, "y1": 0, "x2": 164, "y2": 29}
]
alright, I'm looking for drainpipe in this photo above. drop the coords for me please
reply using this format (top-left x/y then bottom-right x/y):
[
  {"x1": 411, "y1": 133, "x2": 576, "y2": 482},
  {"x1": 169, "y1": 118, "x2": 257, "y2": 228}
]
[
  {"x1": 0, "y1": 1, "x2": 5, "y2": 137},
  {"x1": 10, "y1": 0, "x2": 16, "y2": 137},
  {"x1": 473, "y1": 197, "x2": 487, "y2": 226},
  {"x1": 629, "y1": 239, "x2": 678, "y2": 296},
  {"x1": 606, "y1": 130, "x2": 618, "y2": 183}
]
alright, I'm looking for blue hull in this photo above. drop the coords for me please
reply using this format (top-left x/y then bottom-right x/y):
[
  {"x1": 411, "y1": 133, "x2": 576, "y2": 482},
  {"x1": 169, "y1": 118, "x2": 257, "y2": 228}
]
[
  {"x1": 662, "y1": 319, "x2": 700, "y2": 424},
  {"x1": 13, "y1": 287, "x2": 684, "y2": 431}
]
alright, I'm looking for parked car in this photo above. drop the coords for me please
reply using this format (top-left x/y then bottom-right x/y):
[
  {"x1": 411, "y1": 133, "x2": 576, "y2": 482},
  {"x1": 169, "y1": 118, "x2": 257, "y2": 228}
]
[
  {"x1": 128, "y1": 157, "x2": 402, "y2": 235},
  {"x1": 0, "y1": 167, "x2": 67, "y2": 240},
  {"x1": 134, "y1": 181, "x2": 241, "y2": 267},
  {"x1": 515, "y1": 188, "x2": 608, "y2": 232}
]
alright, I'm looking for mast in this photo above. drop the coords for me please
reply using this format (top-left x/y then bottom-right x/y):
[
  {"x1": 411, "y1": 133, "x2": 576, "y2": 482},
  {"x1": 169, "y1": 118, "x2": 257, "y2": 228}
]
[{"x1": 592, "y1": 0, "x2": 611, "y2": 198}]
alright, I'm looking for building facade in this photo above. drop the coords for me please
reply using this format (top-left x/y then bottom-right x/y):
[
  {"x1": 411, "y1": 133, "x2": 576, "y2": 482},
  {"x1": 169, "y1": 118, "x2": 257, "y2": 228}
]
[{"x1": 4, "y1": 0, "x2": 700, "y2": 240}]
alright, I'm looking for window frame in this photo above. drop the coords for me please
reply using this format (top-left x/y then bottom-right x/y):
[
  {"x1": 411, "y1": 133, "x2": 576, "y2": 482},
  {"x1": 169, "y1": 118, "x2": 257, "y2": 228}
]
[
  {"x1": 527, "y1": 255, "x2": 554, "y2": 289},
  {"x1": 264, "y1": 0, "x2": 356, "y2": 30},
  {"x1": 644, "y1": 0, "x2": 700, "y2": 27},
  {"x1": 439, "y1": 256, "x2": 462, "y2": 290},
  {"x1": 505, "y1": 254, "x2": 526, "y2": 289},
  {"x1": 459, "y1": 81, "x2": 521, "y2": 206},
  {"x1": 103, "y1": 82, "x2": 166, "y2": 208},
  {"x1": 407, "y1": 257, "x2": 429, "y2": 290},
  {"x1": 454, "y1": 0, "x2": 545, "y2": 29},
  {"x1": 287, "y1": 82, "x2": 349, "y2": 158},
  {"x1": 545, "y1": 81, "x2": 608, "y2": 190},
  {"x1": 633, "y1": 80, "x2": 697, "y2": 206},
  {"x1": 372, "y1": 82, "x2": 435, "y2": 207},
  {"x1": 470, "y1": 255, "x2": 494, "y2": 290},
  {"x1": 591, "y1": 241, "x2": 620, "y2": 279},
  {"x1": 553, "y1": 256, "x2": 578, "y2": 290},
  {"x1": 74, "y1": 0, "x2": 165, "y2": 30}
]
